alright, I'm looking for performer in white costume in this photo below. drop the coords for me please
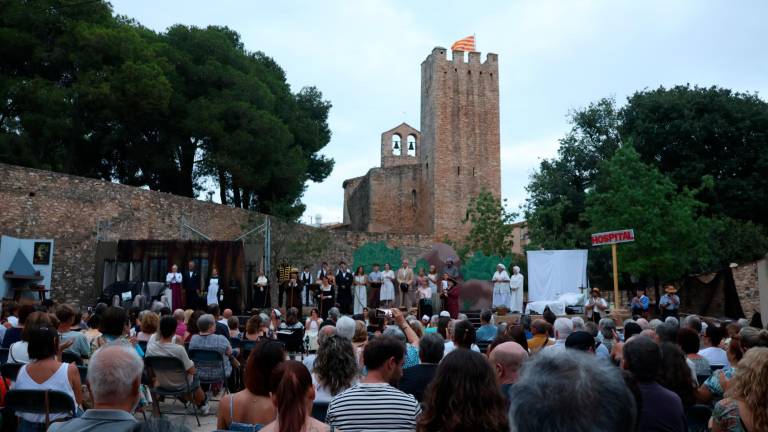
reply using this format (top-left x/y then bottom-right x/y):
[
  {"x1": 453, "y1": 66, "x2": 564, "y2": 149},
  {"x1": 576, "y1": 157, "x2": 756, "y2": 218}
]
[
  {"x1": 206, "y1": 268, "x2": 220, "y2": 306},
  {"x1": 509, "y1": 265, "x2": 524, "y2": 313},
  {"x1": 492, "y1": 264, "x2": 512, "y2": 310}
]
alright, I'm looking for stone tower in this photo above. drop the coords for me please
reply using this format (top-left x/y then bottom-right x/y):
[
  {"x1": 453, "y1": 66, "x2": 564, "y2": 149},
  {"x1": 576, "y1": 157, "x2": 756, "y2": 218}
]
[{"x1": 419, "y1": 47, "x2": 501, "y2": 241}]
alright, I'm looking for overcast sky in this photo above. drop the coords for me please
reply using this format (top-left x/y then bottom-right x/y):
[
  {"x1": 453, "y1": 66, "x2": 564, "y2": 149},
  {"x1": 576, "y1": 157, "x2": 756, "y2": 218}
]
[{"x1": 111, "y1": 0, "x2": 768, "y2": 225}]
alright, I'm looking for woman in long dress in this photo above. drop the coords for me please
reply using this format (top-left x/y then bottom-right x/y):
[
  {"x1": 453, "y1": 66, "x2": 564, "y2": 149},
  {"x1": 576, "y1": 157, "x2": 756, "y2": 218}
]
[
  {"x1": 442, "y1": 273, "x2": 460, "y2": 319},
  {"x1": 417, "y1": 269, "x2": 433, "y2": 319},
  {"x1": 318, "y1": 277, "x2": 335, "y2": 318},
  {"x1": 380, "y1": 263, "x2": 395, "y2": 307},
  {"x1": 206, "y1": 268, "x2": 220, "y2": 307},
  {"x1": 509, "y1": 266, "x2": 525, "y2": 313},
  {"x1": 491, "y1": 264, "x2": 512, "y2": 311},
  {"x1": 428, "y1": 265, "x2": 440, "y2": 313},
  {"x1": 353, "y1": 266, "x2": 367, "y2": 315},
  {"x1": 166, "y1": 265, "x2": 183, "y2": 310},
  {"x1": 253, "y1": 270, "x2": 270, "y2": 310}
]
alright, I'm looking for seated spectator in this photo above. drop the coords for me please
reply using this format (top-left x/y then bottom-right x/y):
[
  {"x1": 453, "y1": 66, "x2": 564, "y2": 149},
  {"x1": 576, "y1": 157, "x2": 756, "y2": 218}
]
[
  {"x1": 658, "y1": 342, "x2": 696, "y2": 408},
  {"x1": 280, "y1": 307, "x2": 304, "y2": 330},
  {"x1": 146, "y1": 316, "x2": 208, "y2": 414},
  {"x1": 227, "y1": 316, "x2": 241, "y2": 339},
  {"x1": 527, "y1": 319, "x2": 553, "y2": 354},
  {"x1": 269, "y1": 309, "x2": 283, "y2": 332},
  {"x1": 700, "y1": 324, "x2": 727, "y2": 366},
  {"x1": 656, "y1": 322, "x2": 679, "y2": 344},
  {"x1": 571, "y1": 316, "x2": 585, "y2": 332},
  {"x1": 443, "y1": 319, "x2": 480, "y2": 356},
  {"x1": 188, "y1": 314, "x2": 237, "y2": 380},
  {"x1": 172, "y1": 309, "x2": 187, "y2": 339},
  {"x1": 335, "y1": 315, "x2": 357, "y2": 340},
  {"x1": 418, "y1": 349, "x2": 508, "y2": 432},
  {"x1": 503, "y1": 324, "x2": 530, "y2": 353},
  {"x1": 49, "y1": 345, "x2": 143, "y2": 432},
  {"x1": 207, "y1": 304, "x2": 230, "y2": 337},
  {"x1": 56, "y1": 304, "x2": 90, "y2": 360},
  {"x1": 327, "y1": 336, "x2": 421, "y2": 431},
  {"x1": 622, "y1": 336, "x2": 686, "y2": 432},
  {"x1": 598, "y1": 318, "x2": 618, "y2": 352},
  {"x1": 1, "y1": 304, "x2": 35, "y2": 348},
  {"x1": 83, "y1": 313, "x2": 102, "y2": 346},
  {"x1": 184, "y1": 310, "x2": 204, "y2": 343},
  {"x1": 624, "y1": 321, "x2": 643, "y2": 341},
  {"x1": 384, "y1": 309, "x2": 420, "y2": 368},
  {"x1": 302, "y1": 326, "x2": 336, "y2": 371},
  {"x1": 216, "y1": 339, "x2": 285, "y2": 431},
  {"x1": 683, "y1": 315, "x2": 702, "y2": 335},
  {"x1": 352, "y1": 320, "x2": 368, "y2": 366},
  {"x1": 12, "y1": 324, "x2": 83, "y2": 429},
  {"x1": 313, "y1": 334, "x2": 358, "y2": 403},
  {"x1": 710, "y1": 347, "x2": 768, "y2": 432},
  {"x1": 398, "y1": 333, "x2": 444, "y2": 402},
  {"x1": 509, "y1": 349, "x2": 636, "y2": 431},
  {"x1": 665, "y1": 316, "x2": 680, "y2": 329},
  {"x1": 261, "y1": 361, "x2": 330, "y2": 432},
  {"x1": 9, "y1": 312, "x2": 52, "y2": 364},
  {"x1": 543, "y1": 317, "x2": 573, "y2": 353},
  {"x1": 488, "y1": 341, "x2": 527, "y2": 401},
  {"x1": 699, "y1": 335, "x2": 745, "y2": 404},
  {"x1": 92, "y1": 307, "x2": 145, "y2": 357},
  {"x1": 678, "y1": 327, "x2": 711, "y2": 378},
  {"x1": 136, "y1": 311, "x2": 159, "y2": 342},
  {"x1": 475, "y1": 309, "x2": 497, "y2": 342},
  {"x1": 218, "y1": 309, "x2": 232, "y2": 326},
  {"x1": 739, "y1": 326, "x2": 768, "y2": 351},
  {"x1": 565, "y1": 331, "x2": 596, "y2": 353}
]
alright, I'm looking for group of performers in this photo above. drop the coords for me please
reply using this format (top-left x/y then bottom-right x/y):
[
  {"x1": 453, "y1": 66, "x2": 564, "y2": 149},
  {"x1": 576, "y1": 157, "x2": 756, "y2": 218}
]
[
  {"x1": 247, "y1": 259, "x2": 464, "y2": 319},
  {"x1": 164, "y1": 260, "x2": 222, "y2": 310},
  {"x1": 491, "y1": 263, "x2": 525, "y2": 313}
]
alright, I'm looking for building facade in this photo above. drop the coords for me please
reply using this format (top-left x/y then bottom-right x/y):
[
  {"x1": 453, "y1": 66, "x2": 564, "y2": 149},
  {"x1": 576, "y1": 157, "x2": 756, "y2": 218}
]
[{"x1": 342, "y1": 47, "x2": 501, "y2": 242}]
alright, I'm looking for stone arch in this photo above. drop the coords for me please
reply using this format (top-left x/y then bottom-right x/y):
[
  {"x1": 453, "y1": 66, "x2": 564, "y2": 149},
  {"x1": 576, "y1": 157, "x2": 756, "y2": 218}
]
[
  {"x1": 407, "y1": 134, "x2": 416, "y2": 156},
  {"x1": 392, "y1": 134, "x2": 402, "y2": 155}
]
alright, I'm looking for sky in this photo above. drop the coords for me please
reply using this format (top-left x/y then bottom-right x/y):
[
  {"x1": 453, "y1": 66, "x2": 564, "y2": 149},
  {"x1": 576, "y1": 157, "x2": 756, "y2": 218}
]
[{"x1": 110, "y1": 0, "x2": 768, "y2": 225}]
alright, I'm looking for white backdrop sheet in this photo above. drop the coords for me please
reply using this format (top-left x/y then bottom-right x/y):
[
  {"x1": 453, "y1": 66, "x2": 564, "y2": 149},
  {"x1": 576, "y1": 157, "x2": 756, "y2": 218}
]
[{"x1": 526, "y1": 250, "x2": 588, "y2": 302}]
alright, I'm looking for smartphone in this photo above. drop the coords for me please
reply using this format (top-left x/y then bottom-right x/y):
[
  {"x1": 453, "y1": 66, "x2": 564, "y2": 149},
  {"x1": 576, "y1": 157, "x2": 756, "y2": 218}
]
[{"x1": 374, "y1": 308, "x2": 393, "y2": 319}]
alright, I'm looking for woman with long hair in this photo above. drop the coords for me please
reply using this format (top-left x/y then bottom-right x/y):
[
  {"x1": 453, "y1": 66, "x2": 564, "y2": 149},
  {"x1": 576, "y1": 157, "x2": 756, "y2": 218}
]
[
  {"x1": 312, "y1": 334, "x2": 358, "y2": 403},
  {"x1": 261, "y1": 361, "x2": 330, "y2": 432},
  {"x1": 503, "y1": 324, "x2": 529, "y2": 353},
  {"x1": 417, "y1": 349, "x2": 508, "y2": 432},
  {"x1": 184, "y1": 310, "x2": 204, "y2": 343},
  {"x1": 216, "y1": 339, "x2": 286, "y2": 431},
  {"x1": 280, "y1": 307, "x2": 303, "y2": 330},
  {"x1": 711, "y1": 347, "x2": 768, "y2": 432},
  {"x1": 657, "y1": 342, "x2": 696, "y2": 408}
]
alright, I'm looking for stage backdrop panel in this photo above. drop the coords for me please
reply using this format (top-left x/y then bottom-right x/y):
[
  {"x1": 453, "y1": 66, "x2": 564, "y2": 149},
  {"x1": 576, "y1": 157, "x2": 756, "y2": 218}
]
[{"x1": 527, "y1": 250, "x2": 588, "y2": 302}]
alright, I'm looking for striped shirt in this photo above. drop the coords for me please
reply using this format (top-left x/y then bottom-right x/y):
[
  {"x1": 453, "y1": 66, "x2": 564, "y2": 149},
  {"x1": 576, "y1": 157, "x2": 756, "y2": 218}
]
[{"x1": 327, "y1": 382, "x2": 421, "y2": 431}]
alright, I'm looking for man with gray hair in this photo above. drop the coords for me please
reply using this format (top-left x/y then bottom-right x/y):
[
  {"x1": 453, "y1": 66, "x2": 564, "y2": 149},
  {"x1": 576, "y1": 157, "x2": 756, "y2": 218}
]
[
  {"x1": 49, "y1": 345, "x2": 143, "y2": 431},
  {"x1": 571, "y1": 316, "x2": 585, "y2": 332},
  {"x1": 188, "y1": 313, "x2": 236, "y2": 381},
  {"x1": 335, "y1": 315, "x2": 356, "y2": 340},
  {"x1": 508, "y1": 350, "x2": 637, "y2": 431},
  {"x1": 543, "y1": 317, "x2": 573, "y2": 353}
]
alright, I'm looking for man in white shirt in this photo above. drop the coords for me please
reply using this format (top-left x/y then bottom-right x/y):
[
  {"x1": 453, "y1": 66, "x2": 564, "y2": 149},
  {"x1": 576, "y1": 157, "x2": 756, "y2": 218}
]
[{"x1": 698, "y1": 324, "x2": 728, "y2": 366}]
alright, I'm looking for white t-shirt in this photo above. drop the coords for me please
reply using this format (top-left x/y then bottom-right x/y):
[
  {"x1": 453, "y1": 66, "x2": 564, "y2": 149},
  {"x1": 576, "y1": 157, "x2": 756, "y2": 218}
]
[
  {"x1": 442, "y1": 341, "x2": 480, "y2": 357},
  {"x1": 698, "y1": 347, "x2": 728, "y2": 366}
]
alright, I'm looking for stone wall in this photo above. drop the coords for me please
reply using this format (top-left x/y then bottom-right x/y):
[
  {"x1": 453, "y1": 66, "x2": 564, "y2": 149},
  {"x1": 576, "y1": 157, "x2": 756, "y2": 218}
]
[
  {"x1": 732, "y1": 261, "x2": 762, "y2": 319},
  {"x1": 0, "y1": 163, "x2": 437, "y2": 306}
]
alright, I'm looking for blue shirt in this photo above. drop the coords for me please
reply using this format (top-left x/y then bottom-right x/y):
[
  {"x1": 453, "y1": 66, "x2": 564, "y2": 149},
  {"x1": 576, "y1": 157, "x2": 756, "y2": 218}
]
[
  {"x1": 476, "y1": 324, "x2": 497, "y2": 342},
  {"x1": 659, "y1": 294, "x2": 679, "y2": 310},
  {"x1": 631, "y1": 295, "x2": 649, "y2": 310},
  {"x1": 368, "y1": 271, "x2": 383, "y2": 283}
]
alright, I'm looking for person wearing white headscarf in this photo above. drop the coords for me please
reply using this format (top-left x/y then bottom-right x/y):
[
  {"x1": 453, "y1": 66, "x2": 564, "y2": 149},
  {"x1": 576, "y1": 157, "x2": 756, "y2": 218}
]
[
  {"x1": 509, "y1": 265, "x2": 524, "y2": 313},
  {"x1": 492, "y1": 264, "x2": 512, "y2": 311}
]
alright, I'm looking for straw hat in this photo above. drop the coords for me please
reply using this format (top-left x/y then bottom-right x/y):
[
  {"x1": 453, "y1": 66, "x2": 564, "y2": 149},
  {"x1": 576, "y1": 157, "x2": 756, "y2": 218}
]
[
  {"x1": 590, "y1": 287, "x2": 601, "y2": 295},
  {"x1": 664, "y1": 285, "x2": 678, "y2": 294}
]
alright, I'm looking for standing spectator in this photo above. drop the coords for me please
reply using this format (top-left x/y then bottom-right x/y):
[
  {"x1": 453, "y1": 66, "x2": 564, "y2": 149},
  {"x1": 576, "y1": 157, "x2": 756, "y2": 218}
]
[
  {"x1": 327, "y1": 336, "x2": 421, "y2": 431},
  {"x1": 418, "y1": 349, "x2": 508, "y2": 432},
  {"x1": 508, "y1": 350, "x2": 636, "y2": 431},
  {"x1": 56, "y1": 304, "x2": 91, "y2": 360},
  {"x1": 188, "y1": 314, "x2": 237, "y2": 382},
  {"x1": 12, "y1": 324, "x2": 83, "y2": 429},
  {"x1": 312, "y1": 334, "x2": 358, "y2": 403},
  {"x1": 172, "y1": 309, "x2": 187, "y2": 339},
  {"x1": 262, "y1": 361, "x2": 331, "y2": 432},
  {"x1": 488, "y1": 341, "x2": 528, "y2": 401},
  {"x1": 49, "y1": 345, "x2": 143, "y2": 432},
  {"x1": 216, "y1": 340, "x2": 285, "y2": 431},
  {"x1": 146, "y1": 316, "x2": 208, "y2": 415},
  {"x1": 622, "y1": 336, "x2": 687, "y2": 432},
  {"x1": 543, "y1": 317, "x2": 573, "y2": 353},
  {"x1": 398, "y1": 333, "x2": 444, "y2": 402},
  {"x1": 476, "y1": 310, "x2": 497, "y2": 342},
  {"x1": 710, "y1": 347, "x2": 768, "y2": 432},
  {"x1": 527, "y1": 319, "x2": 553, "y2": 354},
  {"x1": 659, "y1": 284, "x2": 680, "y2": 320},
  {"x1": 699, "y1": 324, "x2": 728, "y2": 366}
]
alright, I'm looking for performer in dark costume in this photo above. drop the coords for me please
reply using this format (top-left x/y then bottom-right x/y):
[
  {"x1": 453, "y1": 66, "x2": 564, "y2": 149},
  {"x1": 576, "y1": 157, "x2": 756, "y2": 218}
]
[
  {"x1": 182, "y1": 260, "x2": 201, "y2": 310},
  {"x1": 299, "y1": 265, "x2": 314, "y2": 307},
  {"x1": 317, "y1": 276, "x2": 335, "y2": 319},
  {"x1": 283, "y1": 269, "x2": 302, "y2": 311},
  {"x1": 335, "y1": 261, "x2": 354, "y2": 315}
]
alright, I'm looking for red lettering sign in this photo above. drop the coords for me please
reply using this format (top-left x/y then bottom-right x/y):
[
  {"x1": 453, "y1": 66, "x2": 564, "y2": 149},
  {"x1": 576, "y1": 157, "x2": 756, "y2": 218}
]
[{"x1": 591, "y1": 229, "x2": 635, "y2": 246}]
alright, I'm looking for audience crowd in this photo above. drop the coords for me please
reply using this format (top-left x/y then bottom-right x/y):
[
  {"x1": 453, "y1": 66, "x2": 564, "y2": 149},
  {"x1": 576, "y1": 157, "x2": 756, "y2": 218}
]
[{"x1": 0, "y1": 298, "x2": 766, "y2": 432}]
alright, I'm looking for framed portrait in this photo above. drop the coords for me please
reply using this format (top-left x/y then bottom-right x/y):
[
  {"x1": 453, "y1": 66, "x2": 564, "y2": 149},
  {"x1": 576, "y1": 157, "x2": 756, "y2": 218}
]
[{"x1": 33, "y1": 242, "x2": 51, "y2": 265}]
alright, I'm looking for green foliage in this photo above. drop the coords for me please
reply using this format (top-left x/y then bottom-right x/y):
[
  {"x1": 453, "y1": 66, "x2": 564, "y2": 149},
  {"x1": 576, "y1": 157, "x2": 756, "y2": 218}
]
[
  {"x1": 413, "y1": 258, "x2": 430, "y2": 275},
  {"x1": 461, "y1": 190, "x2": 518, "y2": 257},
  {"x1": 699, "y1": 217, "x2": 768, "y2": 269},
  {"x1": 0, "y1": 0, "x2": 333, "y2": 220},
  {"x1": 584, "y1": 146, "x2": 710, "y2": 279},
  {"x1": 352, "y1": 242, "x2": 402, "y2": 274},
  {"x1": 461, "y1": 251, "x2": 513, "y2": 281}
]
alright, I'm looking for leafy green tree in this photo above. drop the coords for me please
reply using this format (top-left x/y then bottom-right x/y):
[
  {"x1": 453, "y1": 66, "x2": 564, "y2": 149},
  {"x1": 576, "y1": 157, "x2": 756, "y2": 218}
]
[
  {"x1": 461, "y1": 252, "x2": 512, "y2": 281},
  {"x1": 461, "y1": 190, "x2": 518, "y2": 257},
  {"x1": 352, "y1": 242, "x2": 402, "y2": 274},
  {"x1": 584, "y1": 146, "x2": 711, "y2": 285}
]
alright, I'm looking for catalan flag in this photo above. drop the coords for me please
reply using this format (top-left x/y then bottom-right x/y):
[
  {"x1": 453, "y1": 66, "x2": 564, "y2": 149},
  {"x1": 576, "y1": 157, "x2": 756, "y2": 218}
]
[{"x1": 451, "y1": 35, "x2": 475, "y2": 52}]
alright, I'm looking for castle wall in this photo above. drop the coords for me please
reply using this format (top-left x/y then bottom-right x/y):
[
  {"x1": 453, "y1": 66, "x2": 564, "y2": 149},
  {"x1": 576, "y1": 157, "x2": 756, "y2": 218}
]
[
  {"x1": 380, "y1": 123, "x2": 421, "y2": 168},
  {"x1": 421, "y1": 48, "x2": 501, "y2": 242},
  {"x1": 365, "y1": 165, "x2": 430, "y2": 234}
]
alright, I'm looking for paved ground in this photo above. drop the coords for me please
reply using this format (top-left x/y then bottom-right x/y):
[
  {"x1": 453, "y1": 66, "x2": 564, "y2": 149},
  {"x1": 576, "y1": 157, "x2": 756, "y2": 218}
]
[{"x1": 137, "y1": 398, "x2": 222, "y2": 432}]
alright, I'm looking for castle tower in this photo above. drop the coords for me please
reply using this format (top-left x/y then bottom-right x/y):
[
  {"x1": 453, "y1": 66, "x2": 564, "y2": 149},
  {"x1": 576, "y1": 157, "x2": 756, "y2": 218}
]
[{"x1": 420, "y1": 47, "x2": 501, "y2": 242}]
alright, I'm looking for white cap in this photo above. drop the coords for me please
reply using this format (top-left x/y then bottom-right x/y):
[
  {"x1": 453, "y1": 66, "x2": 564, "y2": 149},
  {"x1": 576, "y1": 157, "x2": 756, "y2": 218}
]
[{"x1": 439, "y1": 311, "x2": 450, "y2": 317}]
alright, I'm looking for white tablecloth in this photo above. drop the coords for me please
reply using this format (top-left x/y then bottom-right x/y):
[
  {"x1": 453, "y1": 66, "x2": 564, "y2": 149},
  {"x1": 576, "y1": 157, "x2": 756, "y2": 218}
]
[{"x1": 525, "y1": 292, "x2": 586, "y2": 316}]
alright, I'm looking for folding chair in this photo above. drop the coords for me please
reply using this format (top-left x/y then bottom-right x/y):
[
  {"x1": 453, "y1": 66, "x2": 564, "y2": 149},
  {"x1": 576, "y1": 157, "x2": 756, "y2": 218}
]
[
  {"x1": 144, "y1": 356, "x2": 201, "y2": 427},
  {"x1": 188, "y1": 349, "x2": 230, "y2": 396},
  {"x1": 61, "y1": 351, "x2": 83, "y2": 365},
  {"x1": 475, "y1": 340, "x2": 491, "y2": 354},
  {"x1": 1, "y1": 362, "x2": 23, "y2": 392},
  {"x1": 277, "y1": 328, "x2": 305, "y2": 360},
  {"x1": 311, "y1": 401, "x2": 329, "y2": 422},
  {"x1": 0, "y1": 348, "x2": 9, "y2": 365},
  {"x1": 4, "y1": 389, "x2": 75, "y2": 429}
]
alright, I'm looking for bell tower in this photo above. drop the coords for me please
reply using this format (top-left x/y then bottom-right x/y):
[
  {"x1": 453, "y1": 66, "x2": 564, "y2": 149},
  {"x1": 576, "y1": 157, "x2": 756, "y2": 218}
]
[{"x1": 420, "y1": 47, "x2": 501, "y2": 242}]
